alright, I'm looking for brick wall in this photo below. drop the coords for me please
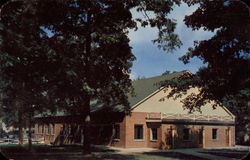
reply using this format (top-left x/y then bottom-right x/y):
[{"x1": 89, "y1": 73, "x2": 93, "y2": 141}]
[
  {"x1": 147, "y1": 123, "x2": 162, "y2": 148},
  {"x1": 124, "y1": 112, "x2": 148, "y2": 148},
  {"x1": 203, "y1": 125, "x2": 235, "y2": 147},
  {"x1": 35, "y1": 123, "x2": 62, "y2": 144},
  {"x1": 34, "y1": 112, "x2": 235, "y2": 148},
  {"x1": 110, "y1": 112, "x2": 235, "y2": 149},
  {"x1": 110, "y1": 120, "x2": 126, "y2": 147}
]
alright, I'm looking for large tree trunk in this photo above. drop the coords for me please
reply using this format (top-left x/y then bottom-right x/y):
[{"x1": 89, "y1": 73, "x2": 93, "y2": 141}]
[
  {"x1": 83, "y1": 2, "x2": 92, "y2": 153},
  {"x1": 18, "y1": 108, "x2": 23, "y2": 145},
  {"x1": 83, "y1": 95, "x2": 91, "y2": 153}
]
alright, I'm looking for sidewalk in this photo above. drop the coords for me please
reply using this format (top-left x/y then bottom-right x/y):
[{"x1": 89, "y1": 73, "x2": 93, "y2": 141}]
[
  {"x1": 173, "y1": 148, "x2": 234, "y2": 160},
  {"x1": 95, "y1": 145, "x2": 248, "y2": 160}
]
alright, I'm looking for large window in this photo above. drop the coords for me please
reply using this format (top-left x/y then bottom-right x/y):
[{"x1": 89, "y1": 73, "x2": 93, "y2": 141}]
[
  {"x1": 183, "y1": 128, "x2": 190, "y2": 140},
  {"x1": 150, "y1": 128, "x2": 157, "y2": 141},
  {"x1": 134, "y1": 125, "x2": 143, "y2": 140},
  {"x1": 114, "y1": 124, "x2": 120, "y2": 139},
  {"x1": 38, "y1": 124, "x2": 43, "y2": 134},
  {"x1": 212, "y1": 128, "x2": 218, "y2": 140}
]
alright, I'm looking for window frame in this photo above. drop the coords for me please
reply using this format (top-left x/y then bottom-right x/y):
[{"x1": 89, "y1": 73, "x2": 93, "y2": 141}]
[
  {"x1": 150, "y1": 128, "x2": 158, "y2": 141},
  {"x1": 134, "y1": 124, "x2": 144, "y2": 140},
  {"x1": 212, "y1": 128, "x2": 219, "y2": 140}
]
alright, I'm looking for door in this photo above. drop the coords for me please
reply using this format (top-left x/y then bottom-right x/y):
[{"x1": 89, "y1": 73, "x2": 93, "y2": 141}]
[
  {"x1": 165, "y1": 128, "x2": 173, "y2": 149},
  {"x1": 198, "y1": 128, "x2": 203, "y2": 148}
]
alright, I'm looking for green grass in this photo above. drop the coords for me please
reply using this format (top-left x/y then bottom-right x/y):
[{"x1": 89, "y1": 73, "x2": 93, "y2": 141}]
[
  {"x1": 0, "y1": 144, "x2": 206, "y2": 160},
  {"x1": 2, "y1": 152, "x2": 188, "y2": 160}
]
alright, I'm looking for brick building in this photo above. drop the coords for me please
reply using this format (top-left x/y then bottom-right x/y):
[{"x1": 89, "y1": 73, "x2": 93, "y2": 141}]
[{"x1": 34, "y1": 72, "x2": 235, "y2": 148}]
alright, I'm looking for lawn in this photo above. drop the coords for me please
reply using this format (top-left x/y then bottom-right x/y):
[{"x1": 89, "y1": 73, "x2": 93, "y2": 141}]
[
  {"x1": 2, "y1": 153, "x2": 205, "y2": 160},
  {"x1": 199, "y1": 148, "x2": 249, "y2": 159},
  {"x1": 0, "y1": 144, "x2": 206, "y2": 160}
]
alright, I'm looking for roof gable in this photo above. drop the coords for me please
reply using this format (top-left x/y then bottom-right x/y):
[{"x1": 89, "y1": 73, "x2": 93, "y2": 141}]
[
  {"x1": 132, "y1": 87, "x2": 233, "y2": 117},
  {"x1": 127, "y1": 71, "x2": 185, "y2": 107}
]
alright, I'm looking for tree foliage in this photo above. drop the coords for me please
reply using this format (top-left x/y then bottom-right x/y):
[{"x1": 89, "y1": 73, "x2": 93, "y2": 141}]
[
  {"x1": 0, "y1": 0, "x2": 182, "y2": 149},
  {"x1": 162, "y1": 0, "x2": 249, "y2": 112},
  {"x1": 158, "y1": 0, "x2": 250, "y2": 143}
]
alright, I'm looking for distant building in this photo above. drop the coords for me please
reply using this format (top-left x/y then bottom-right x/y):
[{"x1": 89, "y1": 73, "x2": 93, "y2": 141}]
[{"x1": 34, "y1": 72, "x2": 235, "y2": 148}]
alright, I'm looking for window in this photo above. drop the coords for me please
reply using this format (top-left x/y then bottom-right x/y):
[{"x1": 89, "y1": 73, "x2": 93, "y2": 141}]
[
  {"x1": 48, "y1": 124, "x2": 51, "y2": 135},
  {"x1": 183, "y1": 128, "x2": 190, "y2": 140},
  {"x1": 44, "y1": 124, "x2": 49, "y2": 135},
  {"x1": 134, "y1": 125, "x2": 143, "y2": 140},
  {"x1": 51, "y1": 124, "x2": 55, "y2": 135},
  {"x1": 42, "y1": 125, "x2": 44, "y2": 134},
  {"x1": 60, "y1": 126, "x2": 64, "y2": 135},
  {"x1": 38, "y1": 124, "x2": 43, "y2": 134},
  {"x1": 49, "y1": 124, "x2": 55, "y2": 135},
  {"x1": 68, "y1": 125, "x2": 72, "y2": 135},
  {"x1": 150, "y1": 128, "x2": 157, "y2": 141},
  {"x1": 212, "y1": 128, "x2": 218, "y2": 140},
  {"x1": 199, "y1": 129, "x2": 203, "y2": 144},
  {"x1": 114, "y1": 125, "x2": 120, "y2": 139}
]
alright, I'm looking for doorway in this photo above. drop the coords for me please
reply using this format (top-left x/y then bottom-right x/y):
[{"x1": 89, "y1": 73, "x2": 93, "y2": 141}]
[{"x1": 198, "y1": 128, "x2": 203, "y2": 148}]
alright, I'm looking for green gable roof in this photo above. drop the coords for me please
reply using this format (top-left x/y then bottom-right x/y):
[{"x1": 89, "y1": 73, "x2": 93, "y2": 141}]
[{"x1": 127, "y1": 71, "x2": 185, "y2": 107}]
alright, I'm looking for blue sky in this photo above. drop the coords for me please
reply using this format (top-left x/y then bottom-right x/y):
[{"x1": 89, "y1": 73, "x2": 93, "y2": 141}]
[{"x1": 128, "y1": 2, "x2": 215, "y2": 79}]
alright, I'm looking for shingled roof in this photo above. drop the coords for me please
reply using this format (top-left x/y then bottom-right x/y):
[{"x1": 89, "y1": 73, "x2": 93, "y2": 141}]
[{"x1": 127, "y1": 71, "x2": 185, "y2": 107}]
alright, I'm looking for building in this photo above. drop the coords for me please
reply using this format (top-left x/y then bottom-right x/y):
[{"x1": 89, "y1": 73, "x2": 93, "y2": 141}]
[{"x1": 34, "y1": 71, "x2": 235, "y2": 148}]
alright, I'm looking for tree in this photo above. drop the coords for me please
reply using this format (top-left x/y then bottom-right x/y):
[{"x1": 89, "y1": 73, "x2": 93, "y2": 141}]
[
  {"x1": 161, "y1": 0, "x2": 250, "y2": 143},
  {"x1": 0, "y1": 0, "x2": 182, "y2": 152},
  {"x1": 0, "y1": 0, "x2": 58, "y2": 146},
  {"x1": 162, "y1": 70, "x2": 171, "y2": 75}
]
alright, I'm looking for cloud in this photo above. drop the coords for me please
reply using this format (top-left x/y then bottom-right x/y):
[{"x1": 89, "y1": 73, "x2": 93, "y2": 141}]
[
  {"x1": 128, "y1": 8, "x2": 158, "y2": 45},
  {"x1": 128, "y1": 2, "x2": 215, "y2": 78},
  {"x1": 129, "y1": 71, "x2": 137, "y2": 80},
  {"x1": 128, "y1": 26, "x2": 158, "y2": 45}
]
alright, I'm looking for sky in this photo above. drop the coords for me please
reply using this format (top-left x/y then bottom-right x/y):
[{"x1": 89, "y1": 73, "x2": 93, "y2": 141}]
[{"x1": 128, "y1": 2, "x2": 215, "y2": 80}]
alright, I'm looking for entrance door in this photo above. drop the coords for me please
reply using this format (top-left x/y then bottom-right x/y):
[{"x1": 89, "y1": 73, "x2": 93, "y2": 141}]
[
  {"x1": 198, "y1": 128, "x2": 203, "y2": 148},
  {"x1": 165, "y1": 128, "x2": 173, "y2": 149}
]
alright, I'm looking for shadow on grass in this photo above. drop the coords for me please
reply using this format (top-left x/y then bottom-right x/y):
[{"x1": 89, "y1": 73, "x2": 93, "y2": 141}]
[
  {"x1": 142, "y1": 152, "x2": 209, "y2": 160},
  {"x1": 2, "y1": 152, "x2": 136, "y2": 160},
  {"x1": 200, "y1": 149, "x2": 249, "y2": 159},
  {"x1": 1, "y1": 144, "x2": 124, "y2": 160},
  {"x1": 0, "y1": 144, "x2": 116, "y2": 153}
]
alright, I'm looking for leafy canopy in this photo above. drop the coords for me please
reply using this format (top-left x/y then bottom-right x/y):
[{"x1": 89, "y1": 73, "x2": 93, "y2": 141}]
[
  {"x1": 162, "y1": 0, "x2": 250, "y2": 114},
  {"x1": 0, "y1": 0, "x2": 182, "y2": 119}
]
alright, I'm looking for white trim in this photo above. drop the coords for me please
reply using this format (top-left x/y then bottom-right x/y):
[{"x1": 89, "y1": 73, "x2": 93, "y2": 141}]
[
  {"x1": 221, "y1": 106, "x2": 235, "y2": 118},
  {"x1": 134, "y1": 139, "x2": 144, "y2": 141},
  {"x1": 146, "y1": 119, "x2": 162, "y2": 122}
]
